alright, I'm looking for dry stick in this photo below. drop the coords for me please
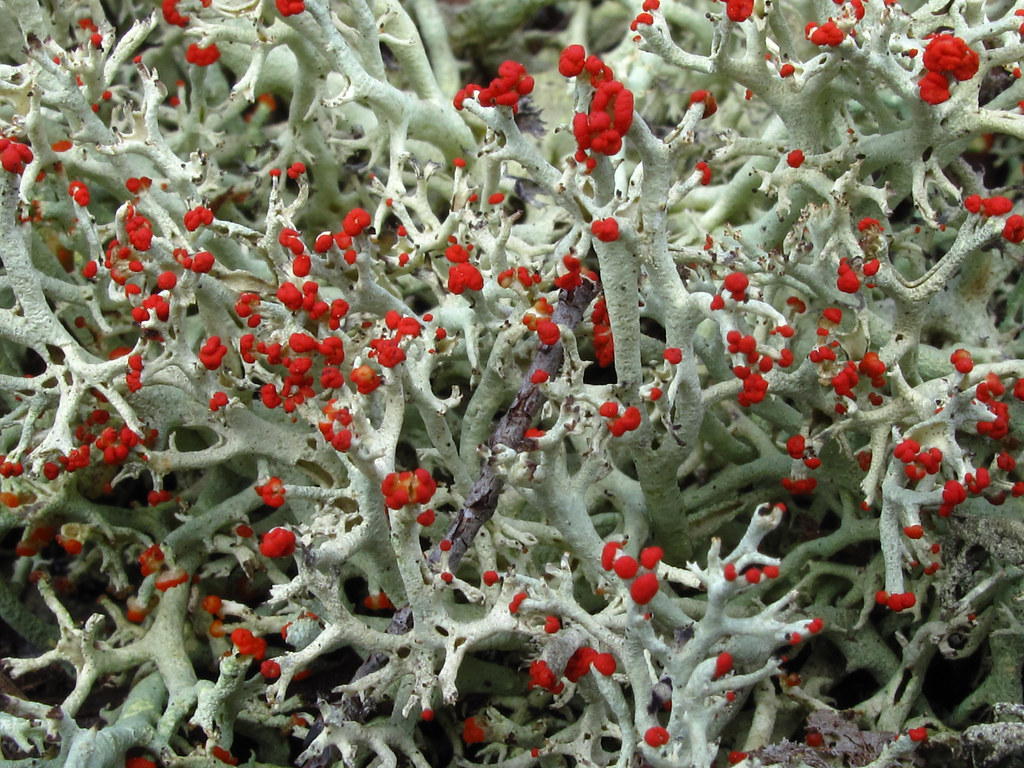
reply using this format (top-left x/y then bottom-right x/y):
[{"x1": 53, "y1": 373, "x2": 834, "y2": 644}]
[{"x1": 301, "y1": 278, "x2": 599, "y2": 763}]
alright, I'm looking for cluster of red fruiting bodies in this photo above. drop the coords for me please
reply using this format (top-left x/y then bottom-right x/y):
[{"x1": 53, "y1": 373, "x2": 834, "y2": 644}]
[
  {"x1": 455, "y1": 44, "x2": 638, "y2": 175},
  {"x1": 517, "y1": 534, "x2": 828, "y2": 752},
  {"x1": 2, "y1": 404, "x2": 158, "y2": 524},
  {"x1": 965, "y1": 194, "x2": 1024, "y2": 243},
  {"x1": 557, "y1": 45, "x2": 634, "y2": 172},
  {"x1": 786, "y1": 344, "x2": 1024, "y2": 609},
  {"x1": 454, "y1": 61, "x2": 535, "y2": 115},
  {"x1": 671, "y1": 0, "x2": 984, "y2": 113},
  {"x1": 917, "y1": 34, "x2": 979, "y2": 105},
  {"x1": 601, "y1": 541, "x2": 663, "y2": 604}
]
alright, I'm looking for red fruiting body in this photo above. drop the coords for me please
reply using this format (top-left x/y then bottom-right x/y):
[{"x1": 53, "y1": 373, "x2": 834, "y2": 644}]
[
  {"x1": 68, "y1": 180, "x2": 90, "y2": 205},
  {"x1": 919, "y1": 35, "x2": 978, "y2": 104},
  {"x1": 859, "y1": 352, "x2": 886, "y2": 384},
  {"x1": 808, "y1": 21, "x2": 844, "y2": 46},
  {"x1": 613, "y1": 555, "x2": 639, "y2": 579},
  {"x1": 256, "y1": 477, "x2": 286, "y2": 507},
  {"x1": 630, "y1": 572, "x2": 659, "y2": 604},
  {"x1": 919, "y1": 71, "x2": 952, "y2": 104},
  {"x1": 191, "y1": 251, "x2": 215, "y2": 272},
  {"x1": 58, "y1": 535, "x2": 83, "y2": 555},
  {"x1": 640, "y1": 546, "x2": 663, "y2": 569},
  {"x1": 786, "y1": 435, "x2": 806, "y2": 459},
  {"x1": 696, "y1": 161, "x2": 712, "y2": 185},
  {"x1": 448, "y1": 262, "x2": 483, "y2": 293},
  {"x1": 202, "y1": 594, "x2": 223, "y2": 614},
  {"x1": 591, "y1": 218, "x2": 620, "y2": 242},
  {"x1": 0, "y1": 137, "x2": 33, "y2": 174},
  {"x1": 126, "y1": 596, "x2": 153, "y2": 623},
  {"x1": 138, "y1": 544, "x2": 165, "y2": 576},
  {"x1": 231, "y1": 628, "x2": 267, "y2": 660},
  {"x1": 723, "y1": 271, "x2": 749, "y2": 299},
  {"x1": 922, "y1": 35, "x2": 979, "y2": 81},
  {"x1": 381, "y1": 468, "x2": 437, "y2": 509},
  {"x1": 1003, "y1": 215, "x2": 1024, "y2": 243},
  {"x1": 950, "y1": 348, "x2": 973, "y2": 373},
  {"x1": 738, "y1": 373, "x2": 768, "y2": 406},
  {"x1": 276, "y1": 0, "x2": 305, "y2": 16},
  {"x1": 343, "y1": 208, "x2": 371, "y2": 237},
  {"x1": 184, "y1": 205, "x2": 213, "y2": 231},
  {"x1": 536, "y1": 319, "x2": 560, "y2": 346},
  {"x1": 609, "y1": 406, "x2": 642, "y2": 436},
  {"x1": 260, "y1": 527, "x2": 296, "y2": 558},
  {"x1": 350, "y1": 365, "x2": 381, "y2": 394},
  {"x1": 154, "y1": 567, "x2": 188, "y2": 591},
  {"x1": 887, "y1": 592, "x2": 916, "y2": 612},
  {"x1": 157, "y1": 271, "x2": 177, "y2": 291},
  {"x1": 445, "y1": 243, "x2": 471, "y2": 263},
  {"x1": 199, "y1": 337, "x2": 228, "y2": 370},
  {"x1": 591, "y1": 298, "x2": 614, "y2": 366},
  {"x1": 462, "y1": 716, "x2": 486, "y2": 744},
  {"x1": 689, "y1": 90, "x2": 717, "y2": 118},
  {"x1": 185, "y1": 43, "x2": 220, "y2": 66},
  {"x1": 592, "y1": 653, "x2": 616, "y2": 676},
  {"x1": 821, "y1": 307, "x2": 842, "y2": 324},
  {"x1": 601, "y1": 541, "x2": 622, "y2": 570},
  {"x1": 559, "y1": 45, "x2": 587, "y2": 77},
  {"x1": 364, "y1": 592, "x2": 394, "y2": 611},
  {"x1": 714, "y1": 651, "x2": 733, "y2": 679},
  {"x1": 837, "y1": 258, "x2": 860, "y2": 293},
  {"x1": 725, "y1": 0, "x2": 754, "y2": 21},
  {"x1": 982, "y1": 196, "x2": 1013, "y2": 216},
  {"x1": 565, "y1": 647, "x2": 598, "y2": 681},
  {"x1": 509, "y1": 592, "x2": 528, "y2": 613},
  {"x1": 630, "y1": 12, "x2": 655, "y2": 30},
  {"x1": 528, "y1": 659, "x2": 564, "y2": 693},
  {"x1": 211, "y1": 746, "x2": 239, "y2": 765},
  {"x1": 644, "y1": 726, "x2": 670, "y2": 747},
  {"x1": 894, "y1": 439, "x2": 919, "y2": 463}
]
